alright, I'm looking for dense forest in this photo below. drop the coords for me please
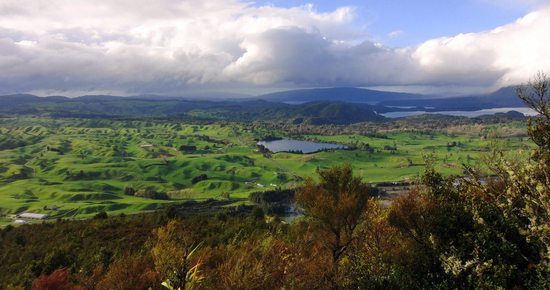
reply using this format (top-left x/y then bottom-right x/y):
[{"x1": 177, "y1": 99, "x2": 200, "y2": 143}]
[{"x1": 0, "y1": 76, "x2": 548, "y2": 289}]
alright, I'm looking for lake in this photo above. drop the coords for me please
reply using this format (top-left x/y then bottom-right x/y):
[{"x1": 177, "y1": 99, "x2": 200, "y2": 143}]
[
  {"x1": 380, "y1": 107, "x2": 538, "y2": 118},
  {"x1": 257, "y1": 139, "x2": 347, "y2": 153}
]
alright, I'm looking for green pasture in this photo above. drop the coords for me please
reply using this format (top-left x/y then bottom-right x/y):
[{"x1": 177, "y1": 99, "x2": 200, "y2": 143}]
[{"x1": 0, "y1": 117, "x2": 533, "y2": 222}]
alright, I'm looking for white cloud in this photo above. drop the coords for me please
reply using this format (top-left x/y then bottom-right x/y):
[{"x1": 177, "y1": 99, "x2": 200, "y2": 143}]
[
  {"x1": 0, "y1": 0, "x2": 361, "y2": 94},
  {"x1": 0, "y1": 0, "x2": 549, "y2": 96},
  {"x1": 388, "y1": 30, "x2": 404, "y2": 39},
  {"x1": 411, "y1": 7, "x2": 550, "y2": 89},
  {"x1": 477, "y1": 0, "x2": 550, "y2": 9}
]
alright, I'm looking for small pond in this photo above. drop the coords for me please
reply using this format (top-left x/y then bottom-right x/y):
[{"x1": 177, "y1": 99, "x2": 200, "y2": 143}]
[{"x1": 257, "y1": 139, "x2": 347, "y2": 154}]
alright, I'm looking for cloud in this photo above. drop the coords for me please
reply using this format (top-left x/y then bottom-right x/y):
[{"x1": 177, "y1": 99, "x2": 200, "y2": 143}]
[
  {"x1": 388, "y1": 30, "x2": 404, "y2": 39},
  {"x1": 0, "y1": 0, "x2": 361, "y2": 95},
  {"x1": 477, "y1": 0, "x2": 550, "y2": 9},
  {"x1": 0, "y1": 0, "x2": 549, "y2": 96},
  {"x1": 411, "y1": 7, "x2": 550, "y2": 89}
]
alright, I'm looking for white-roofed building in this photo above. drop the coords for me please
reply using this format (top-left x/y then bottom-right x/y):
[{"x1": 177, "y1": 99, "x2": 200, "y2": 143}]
[{"x1": 17, "y1": 213, "x2": 50, "y2": 220}]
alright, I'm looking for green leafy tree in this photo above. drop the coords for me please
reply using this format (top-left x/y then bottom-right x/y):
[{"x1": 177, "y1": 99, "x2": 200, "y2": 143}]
[
  {"x1": 514, "y1": 72, "x2": 550, "y2": 272},
  {"x1": 387, "y1": 73, "x2": 550, "y2": 288}
]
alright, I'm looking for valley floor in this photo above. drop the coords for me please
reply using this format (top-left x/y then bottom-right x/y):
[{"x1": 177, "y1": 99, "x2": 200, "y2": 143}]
[{"x1": 0, "y1": 117, "x2": 532, "y2": 222}]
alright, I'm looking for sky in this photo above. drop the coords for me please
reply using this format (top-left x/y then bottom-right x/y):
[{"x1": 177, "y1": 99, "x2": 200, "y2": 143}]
[
  {"x1": 0, "y1": 0, "x2": 550, "y2": 97},
  {"x1": 265, "y1": 0, "x2": 541, "y2": 46}
]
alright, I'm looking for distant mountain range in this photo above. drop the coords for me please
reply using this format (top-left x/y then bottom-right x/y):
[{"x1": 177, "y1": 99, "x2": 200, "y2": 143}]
[
  {"x1": 377, "y1": 87, "x2": 524, "y2": 112},
  {"x1": 255, "y1": 86, "x2": 526, "y2": 111},
  {"x1": 0, "y1": 94, "x2": 384, "y2": 124},
  {"x1": 0, "y1": 86, "x2": 529, "y2": 123},
  {"x1": 256, "y1": 87, "x2": 425, "y2": 103},
  {"x1": 191, "y1": 101, "x2": 384, "y2": 124}
]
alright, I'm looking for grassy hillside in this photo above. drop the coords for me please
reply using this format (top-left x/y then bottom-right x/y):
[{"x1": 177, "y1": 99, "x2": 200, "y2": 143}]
[{"x1": 0, "y1": 117, "x2": 532, "y2": 222}]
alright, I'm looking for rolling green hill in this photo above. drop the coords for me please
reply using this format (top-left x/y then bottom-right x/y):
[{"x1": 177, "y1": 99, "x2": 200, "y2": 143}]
[{"x1": 0, "y1": 117, "x2": 532, "y2": 224}]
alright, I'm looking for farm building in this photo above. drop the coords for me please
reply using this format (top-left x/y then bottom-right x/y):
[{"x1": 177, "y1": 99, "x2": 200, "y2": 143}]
[
  {"x1": 17, "y1": 213, "x2": 50, "y2": 220},
  {"x1": 140, "y1": 144, "x2": 153, "y2": 148}
]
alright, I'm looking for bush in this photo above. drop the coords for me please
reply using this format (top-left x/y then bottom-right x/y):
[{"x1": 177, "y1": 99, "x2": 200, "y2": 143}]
[
  {"x1": 134, "y1": 188, "x2": 169, "y2": 200},
  {"x1": 94, "y1": 211, "x2": 108, "y2": 220},
  {"x1": 191, "y1": 174, "x2": 208, "y2": 184}
]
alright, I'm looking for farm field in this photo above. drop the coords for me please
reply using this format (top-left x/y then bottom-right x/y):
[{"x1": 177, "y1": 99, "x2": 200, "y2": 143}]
[{"x1": 0, "y1": 117, "x2": 533, "y2": 220}]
